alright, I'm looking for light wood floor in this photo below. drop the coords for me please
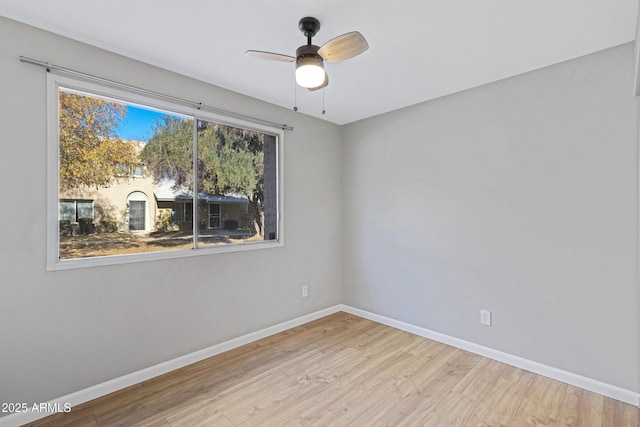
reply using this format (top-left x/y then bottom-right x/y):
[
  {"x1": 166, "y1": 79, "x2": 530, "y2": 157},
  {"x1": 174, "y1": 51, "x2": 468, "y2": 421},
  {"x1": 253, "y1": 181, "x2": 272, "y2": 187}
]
[{"x1": 25, "y1": 312, "x2": 639, "y2": 426}]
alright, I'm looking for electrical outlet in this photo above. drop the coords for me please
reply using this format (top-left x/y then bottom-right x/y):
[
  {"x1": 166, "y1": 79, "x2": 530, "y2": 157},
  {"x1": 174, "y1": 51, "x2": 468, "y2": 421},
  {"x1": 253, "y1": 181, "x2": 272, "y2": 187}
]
[
  {"x1": 480, "y1": 310, "x2": 492, "y2": 326},
  {"x1": 301, "y1": 285, "x2": 308, "y2": 298}
]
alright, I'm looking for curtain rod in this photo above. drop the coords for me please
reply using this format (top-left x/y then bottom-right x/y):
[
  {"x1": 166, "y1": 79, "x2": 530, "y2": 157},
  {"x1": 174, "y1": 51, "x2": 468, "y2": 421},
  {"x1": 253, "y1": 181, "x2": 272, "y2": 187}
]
[{"x1": 20, "y1": 56, "x2": 294, "y2": 131}]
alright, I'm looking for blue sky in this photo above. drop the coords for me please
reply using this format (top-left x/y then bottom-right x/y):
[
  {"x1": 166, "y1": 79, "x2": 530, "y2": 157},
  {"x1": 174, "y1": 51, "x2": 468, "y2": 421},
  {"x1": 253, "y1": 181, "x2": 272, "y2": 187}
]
[{"x1": 116, "y1": 105, "x2": 170, "y2": 142}]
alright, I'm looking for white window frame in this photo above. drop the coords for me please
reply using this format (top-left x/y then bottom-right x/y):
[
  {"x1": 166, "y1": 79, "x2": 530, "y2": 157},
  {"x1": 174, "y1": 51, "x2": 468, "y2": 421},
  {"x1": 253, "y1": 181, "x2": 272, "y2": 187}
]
[{"x1": 47, "y1": 73, "x2": 284, "y2": 271}]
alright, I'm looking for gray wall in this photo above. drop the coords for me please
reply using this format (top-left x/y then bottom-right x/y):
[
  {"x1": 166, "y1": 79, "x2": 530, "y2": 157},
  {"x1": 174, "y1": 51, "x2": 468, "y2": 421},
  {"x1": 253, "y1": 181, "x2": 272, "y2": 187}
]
[
  {"x1": 0, "y1": 17, "x2": 342, "y2": 405},
  {"x1": 342, "y1": 43, "x2": 639, "y2": 392}
]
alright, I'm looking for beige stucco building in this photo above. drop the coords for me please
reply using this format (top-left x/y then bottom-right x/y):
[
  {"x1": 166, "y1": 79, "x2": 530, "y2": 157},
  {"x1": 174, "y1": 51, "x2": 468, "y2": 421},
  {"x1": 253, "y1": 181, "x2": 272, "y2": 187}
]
[{"x1": 59, "y1": 162, "x2": 251, "y2": 234}]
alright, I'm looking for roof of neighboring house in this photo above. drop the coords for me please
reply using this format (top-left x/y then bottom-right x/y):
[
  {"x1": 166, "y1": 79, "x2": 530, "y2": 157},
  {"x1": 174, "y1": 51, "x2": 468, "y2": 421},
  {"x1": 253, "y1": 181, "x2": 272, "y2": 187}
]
[{"x1": 154, "y1": 180, "x2": 249, "y2": 204}]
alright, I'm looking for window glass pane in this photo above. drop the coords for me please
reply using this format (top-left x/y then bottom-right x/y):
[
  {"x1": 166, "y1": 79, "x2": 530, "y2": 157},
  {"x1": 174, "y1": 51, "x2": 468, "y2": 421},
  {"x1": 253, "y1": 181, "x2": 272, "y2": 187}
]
[
  {"x1": 195, "y1": 119, "x2": 277, "y2": 248},
  {"x1": 132, "y1": 165, "x2": 144, "y2": 177},
  {"x1": 173, "y1": 202, "x2": 184, "y2": 222},
  {"x1": 185, "y1": 202, "x2": 193, "y2": 222},
  {"x1": 77, "y1": 201, "x2": 93, "y2": 219},
  {"x1": 58, "y1": 88, "x2": 193, "y2": 259},
  {"x1": 128, "y1": 200, "x2": 145, "y2": 231},
  {"x1": 59, "y1": 201, "x2": 75, "y2": 222}
]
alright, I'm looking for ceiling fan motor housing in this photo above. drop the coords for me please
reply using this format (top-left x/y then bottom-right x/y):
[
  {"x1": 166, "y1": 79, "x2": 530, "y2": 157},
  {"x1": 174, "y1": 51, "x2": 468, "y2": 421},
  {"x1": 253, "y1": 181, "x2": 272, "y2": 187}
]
[{"x1": 296, "y1": 44, "x2": 323, "y2": 66}]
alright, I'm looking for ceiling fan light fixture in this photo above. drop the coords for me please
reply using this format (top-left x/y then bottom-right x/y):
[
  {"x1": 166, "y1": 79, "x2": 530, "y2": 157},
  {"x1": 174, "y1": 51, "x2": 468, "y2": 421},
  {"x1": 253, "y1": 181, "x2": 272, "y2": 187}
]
[
  {"x1": 246, "y1": 16, "x2": 369, "y2": 94},
  {"x1": 295, "y1": 55, "x2": 325, "y2": 88}
]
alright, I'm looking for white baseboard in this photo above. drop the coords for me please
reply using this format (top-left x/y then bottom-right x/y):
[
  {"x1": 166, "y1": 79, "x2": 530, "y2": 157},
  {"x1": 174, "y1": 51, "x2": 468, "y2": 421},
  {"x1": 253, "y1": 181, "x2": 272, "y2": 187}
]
[
  {"x1": 0, "y1": 305, "x2": 343, "y2": 427},
  {"x1": 2, "y1": 303, "x2": 638, "y2": 427},
  {"x1": 339, "y1": 305, "x2": 640, "y2": 408}
]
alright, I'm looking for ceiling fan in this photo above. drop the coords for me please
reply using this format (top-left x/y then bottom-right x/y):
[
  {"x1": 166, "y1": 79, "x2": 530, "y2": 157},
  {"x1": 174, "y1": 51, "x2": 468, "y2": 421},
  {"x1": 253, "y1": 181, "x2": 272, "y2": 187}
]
[{"x1": 246, "y1": 17, "x2": 369, "y2": 91}]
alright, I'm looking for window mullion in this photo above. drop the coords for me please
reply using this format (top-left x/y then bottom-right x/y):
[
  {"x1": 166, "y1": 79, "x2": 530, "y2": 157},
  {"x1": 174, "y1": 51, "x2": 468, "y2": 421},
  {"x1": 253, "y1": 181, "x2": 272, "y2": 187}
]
[{"x1": 192, "y1": 118, "x2": 199, "y2": 249}]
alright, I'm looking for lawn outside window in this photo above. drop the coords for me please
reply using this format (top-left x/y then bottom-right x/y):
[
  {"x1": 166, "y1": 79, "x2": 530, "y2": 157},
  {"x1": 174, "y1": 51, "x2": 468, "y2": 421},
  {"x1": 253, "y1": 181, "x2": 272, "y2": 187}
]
[{"x1": 47, "y1": 73, "x2": 283, "y2": 270}]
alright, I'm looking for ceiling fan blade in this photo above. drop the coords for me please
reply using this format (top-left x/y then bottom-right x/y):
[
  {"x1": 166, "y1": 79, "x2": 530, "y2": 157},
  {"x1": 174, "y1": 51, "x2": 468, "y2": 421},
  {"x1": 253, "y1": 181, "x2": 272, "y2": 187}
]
[
  {"x1": 308, "y1": 72, "x2": 329, "y2": 92},
  {"x1": 318, "y1": 31, "x2": 369, "y2": 62},
  {"x1": 245, "y1": 50, "x2": 296, "y2": 62}
]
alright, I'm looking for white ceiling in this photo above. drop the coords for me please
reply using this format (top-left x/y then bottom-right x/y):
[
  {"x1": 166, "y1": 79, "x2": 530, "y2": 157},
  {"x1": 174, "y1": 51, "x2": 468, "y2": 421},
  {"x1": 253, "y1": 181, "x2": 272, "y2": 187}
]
[{"x1": 0, "y1": 1, "x2": 638, "y2": 125}]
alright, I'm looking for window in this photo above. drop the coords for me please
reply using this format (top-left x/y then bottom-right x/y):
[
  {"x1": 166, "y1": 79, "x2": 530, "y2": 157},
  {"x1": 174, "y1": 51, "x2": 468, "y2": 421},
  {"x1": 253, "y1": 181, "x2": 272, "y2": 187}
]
[
  {"x1": 117, "y1": 164, "x2": 145, "y2": 177},
  {"x1": 209, "y1": 203, "x2": 221, "y2": 229},
  {"x1": 59, "y1": 200, "x2": 93, "y2": 222},
  {"x1": 48, "y1": 74, "x2": 282, "y2": 270},
  {"x1": 172, "y1": 201, "x2": 193, "y2": 222}
]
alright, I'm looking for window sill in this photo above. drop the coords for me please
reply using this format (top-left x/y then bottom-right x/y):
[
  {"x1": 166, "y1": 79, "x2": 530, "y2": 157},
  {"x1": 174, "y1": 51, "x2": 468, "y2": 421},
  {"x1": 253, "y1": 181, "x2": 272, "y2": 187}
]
[{"x1": 47, "y1": 239, "x2": 283, "y2": 271}]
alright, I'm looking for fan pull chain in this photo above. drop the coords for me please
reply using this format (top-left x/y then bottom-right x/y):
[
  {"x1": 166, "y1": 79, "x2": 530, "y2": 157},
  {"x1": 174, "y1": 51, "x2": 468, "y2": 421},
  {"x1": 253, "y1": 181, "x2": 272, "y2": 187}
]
[
  {"x1": 293, "y1": 81, "x2": 298, "y2": 112},
  {"x1": 322, "y1": 89, "x2": 326, "y2": 115}
]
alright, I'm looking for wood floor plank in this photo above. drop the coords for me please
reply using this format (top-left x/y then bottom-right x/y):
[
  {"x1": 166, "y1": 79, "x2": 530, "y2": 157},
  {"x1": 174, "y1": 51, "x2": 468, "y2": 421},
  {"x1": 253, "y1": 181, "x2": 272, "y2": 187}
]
[
  {"x1": 91, "y1": 370, "x2": 214, "y2": 426},
  {"x1": 418, "y1": 391, "x2": 480, "y2": 426},
  {"x1": 65, "y1": 415, "x2": 100, "y2": 427},
  {"x1": 201, "y1": 318, "x2": 376, "y2": 425},
  {"x1": 556, "y1": 385, "x2": 597, "y2": 427},
  {"x1": 462, "y1": 368, "x2": 537, "y2": 426},
  {"x1": 603, "y1": 396, "x2": 640, "y2": 427},
  {"x1": 396, "y1": 351, "x2": 481, "y2": 426},
  {"x1": 165, "y1": 401, "x2": 235, "y2": 427},
  {"x1": 305, "y1": 352, "x2": 419, "y2": 426},
  {"x1": 23, "y1": 312, "x2": 638, "y2": 427},
  {"x1": 22, "y1": 411, "x2": 98, "y2": 427},
  {"x1": 224, "y1": 319, "x2": 411, "y2": 425},
  {"x1": 225, "y1": 348, "x2": 363, "y2": 425},
  {"x1": 375, "y1": 350, "x2": 480, "y2": 426},
  {"x1": 507, "y1": 374, "x2": 570, "y2": 426}
]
